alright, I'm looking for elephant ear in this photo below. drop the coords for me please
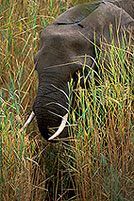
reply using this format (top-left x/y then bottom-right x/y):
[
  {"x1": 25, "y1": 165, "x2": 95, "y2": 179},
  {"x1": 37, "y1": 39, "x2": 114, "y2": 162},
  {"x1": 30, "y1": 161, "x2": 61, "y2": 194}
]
[
  {"x1": 54, "y1": 1, "x2": 104, "y2": 25},
  {"x1": 105, "y1": 0, "x2": 134, "y2": 19}
]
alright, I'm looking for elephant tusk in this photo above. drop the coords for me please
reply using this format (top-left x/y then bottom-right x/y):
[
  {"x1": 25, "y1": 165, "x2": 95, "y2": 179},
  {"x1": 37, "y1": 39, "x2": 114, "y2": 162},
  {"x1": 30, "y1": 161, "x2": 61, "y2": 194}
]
[
  {"x1": 48, "y1": 113, "x2": 68, "y2": 141},
  {"x1": 20, "y1": 111, "x2": 35, "y2": 132}
]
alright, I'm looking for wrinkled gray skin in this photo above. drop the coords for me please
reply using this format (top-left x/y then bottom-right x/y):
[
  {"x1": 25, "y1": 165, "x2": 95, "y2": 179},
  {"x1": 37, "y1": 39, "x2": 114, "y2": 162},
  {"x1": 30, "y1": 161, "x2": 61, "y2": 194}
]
[
  {"x1": 33, "y1": 0, "x2": 134, "y2": 141},
  {"x1": 105, "y1": 0, "x2": 134, "y2": 18}
]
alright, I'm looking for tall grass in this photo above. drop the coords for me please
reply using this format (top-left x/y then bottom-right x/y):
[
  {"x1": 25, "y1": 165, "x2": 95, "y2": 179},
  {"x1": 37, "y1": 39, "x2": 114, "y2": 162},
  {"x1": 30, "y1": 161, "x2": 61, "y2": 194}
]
[
  {"x1": 67, "y1": 30, "x2": 134, "y2": 200},
  {"x1": 0, "y1": 0, "x2": 134, "y2": 201},
  {"x1": 0, "y1": 0, "x2": 68, "y2": 200}
]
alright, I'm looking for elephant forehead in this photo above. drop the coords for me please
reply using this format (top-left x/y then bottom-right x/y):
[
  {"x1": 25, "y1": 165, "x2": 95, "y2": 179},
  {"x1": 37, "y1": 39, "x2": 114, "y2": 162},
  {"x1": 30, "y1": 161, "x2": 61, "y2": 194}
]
[
  {"x1": 39, "y1": 25, "x2": 85, "y2": 44},
  {"x1": 34, "y1": 25, "x2": 92, "y2": 65}
]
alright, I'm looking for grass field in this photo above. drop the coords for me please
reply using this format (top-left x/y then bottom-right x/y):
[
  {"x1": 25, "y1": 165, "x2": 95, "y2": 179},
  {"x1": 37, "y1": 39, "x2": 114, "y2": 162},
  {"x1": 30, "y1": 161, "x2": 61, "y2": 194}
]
[{"x1": 0, "y1": 0, "x2": 134, "y2": 200}]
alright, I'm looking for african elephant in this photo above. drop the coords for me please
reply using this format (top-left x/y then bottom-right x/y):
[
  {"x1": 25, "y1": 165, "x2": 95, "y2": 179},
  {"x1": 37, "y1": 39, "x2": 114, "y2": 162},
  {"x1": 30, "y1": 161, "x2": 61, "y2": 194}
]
[
  {"x1": 22, "y1": 0, "x2": 134, "y2": 141},
  {"x1": 105, "y1": 0, "x2": 134, "y2": 19}
]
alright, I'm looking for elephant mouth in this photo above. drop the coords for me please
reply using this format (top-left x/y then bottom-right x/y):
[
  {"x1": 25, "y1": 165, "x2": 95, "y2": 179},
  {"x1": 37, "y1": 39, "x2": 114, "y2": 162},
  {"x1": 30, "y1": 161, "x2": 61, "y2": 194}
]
[{"x1": 20, "y1": 111, "x2": 68, "y2": 141}]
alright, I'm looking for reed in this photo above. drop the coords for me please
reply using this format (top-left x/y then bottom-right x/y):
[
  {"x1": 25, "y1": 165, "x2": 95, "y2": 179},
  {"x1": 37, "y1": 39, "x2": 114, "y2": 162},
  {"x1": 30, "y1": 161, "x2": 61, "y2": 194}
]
[{"x1": 67, "y1": 30, "x2": 134, "y2": 200}]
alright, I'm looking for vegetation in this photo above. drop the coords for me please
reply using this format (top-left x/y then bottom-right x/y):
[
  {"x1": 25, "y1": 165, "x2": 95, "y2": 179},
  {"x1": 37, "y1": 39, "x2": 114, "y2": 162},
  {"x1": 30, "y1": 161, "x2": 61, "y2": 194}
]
[{"x1": 0, "y1": 0, "x2": 133, "y2": 200}]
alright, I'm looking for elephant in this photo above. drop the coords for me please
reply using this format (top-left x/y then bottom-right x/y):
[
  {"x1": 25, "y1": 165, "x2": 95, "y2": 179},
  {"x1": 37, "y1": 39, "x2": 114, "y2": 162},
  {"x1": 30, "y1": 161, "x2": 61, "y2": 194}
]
[
  {"x1": 21, "y1": 0, "x2": 134, "y2": 141},
  {"x1": 105, "y1": 0, "x2": 134, "y2": 19}
]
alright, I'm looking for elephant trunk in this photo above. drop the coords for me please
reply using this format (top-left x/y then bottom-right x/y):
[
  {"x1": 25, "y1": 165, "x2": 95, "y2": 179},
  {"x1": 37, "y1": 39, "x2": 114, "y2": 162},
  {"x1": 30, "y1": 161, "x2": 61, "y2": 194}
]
[{"x1": 32, "y1": 84, "x2": 69, "y2": 141}]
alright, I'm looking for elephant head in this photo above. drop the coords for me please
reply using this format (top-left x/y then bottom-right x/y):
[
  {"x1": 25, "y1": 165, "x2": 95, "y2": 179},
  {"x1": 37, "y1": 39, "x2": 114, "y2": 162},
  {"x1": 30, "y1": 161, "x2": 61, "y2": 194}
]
[{"x1": 22, "y1": 1, "x2": 134, "y2": 141}]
